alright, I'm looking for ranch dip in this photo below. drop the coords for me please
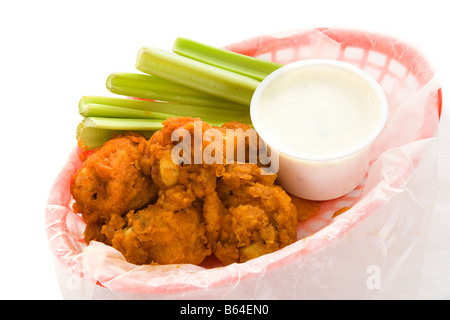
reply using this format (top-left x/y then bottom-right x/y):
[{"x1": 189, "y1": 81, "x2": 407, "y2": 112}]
[{"x1": 253, "y1": 62, "x2": 383, "y2": 159}]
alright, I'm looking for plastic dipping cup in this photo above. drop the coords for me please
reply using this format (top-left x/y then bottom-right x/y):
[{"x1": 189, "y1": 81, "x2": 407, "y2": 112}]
[{"x1": 250, "y1": 59, "x2": 388, "y2": 201}]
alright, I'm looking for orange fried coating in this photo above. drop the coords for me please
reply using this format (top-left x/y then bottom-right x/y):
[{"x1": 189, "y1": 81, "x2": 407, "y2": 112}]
[
  {"x1": 105, "y1": 118, "x2": 218, "y2": 265},
  {"x1": 289, "y1": 195, "x2": 321, "y2": 222},
  {"x1": 71, "y1": 134, "x2": 157, "y2": 243},
  {"x1": 204, "y1": 164, "x2": 298, "y2": 265},
  {"x1": 104, "y1": 192, "x2": 210, "y2": 265},
  {"x1": 140, "y1": 117, "x2": 223, "y2": 196},
  {"x1": 71, "y1": 117, "x2": 300, "y2": 266}
]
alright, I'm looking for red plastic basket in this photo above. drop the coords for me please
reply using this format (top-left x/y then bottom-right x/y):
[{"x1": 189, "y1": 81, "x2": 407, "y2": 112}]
[{"x1": 46, "y1": 28, "x2": 442, "y2": 299}]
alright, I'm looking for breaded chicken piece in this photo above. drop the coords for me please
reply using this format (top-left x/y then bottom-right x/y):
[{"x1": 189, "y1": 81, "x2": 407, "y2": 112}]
[
  {"x1": 140, "y1": 117, "x2": 223, "y2": 196},
  {"x1": 204, "y1": 164, "x2": 298, "y2": 265},
  {"x1": 103, "y1": 118, "x2": 219, "y2": 265},
  {"x1": 103, "y1": 186, "x2": 211, "y2": 265},
  {"x1": 72, "y1": 117, "x2": 299, "y2": 266},
  {"x1": 71, "y1": 134, "x2": 158, "y2": 243}
]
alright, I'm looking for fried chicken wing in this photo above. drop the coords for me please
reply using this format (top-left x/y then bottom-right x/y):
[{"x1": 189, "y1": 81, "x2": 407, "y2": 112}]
[
  {"x1": 71, "y1": 117, "x2": 300, "y2": 266},
  {"x1": 96, "y1": 118, "x2": 221, "y2": 265},
  {"x1": 204, "y1": 163, "x2": 298, "y2": 265},
  {"x1": 106, "y1": 118, "x2": 219, "y2": 265},
  {"x1": 104, "y1": 187, "x2": 210, "y2": 265},
  {"x1": 71, "y1": 134, "x2": 157, "y2": 243},
  {"x1": 140, "y1": 117, "x2": 222, "y2": 196}
]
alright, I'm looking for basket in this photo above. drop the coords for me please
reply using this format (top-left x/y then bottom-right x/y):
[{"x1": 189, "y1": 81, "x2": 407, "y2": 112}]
[{"x1": 45, "y1": 28, "x2": 442, "y2": 299}]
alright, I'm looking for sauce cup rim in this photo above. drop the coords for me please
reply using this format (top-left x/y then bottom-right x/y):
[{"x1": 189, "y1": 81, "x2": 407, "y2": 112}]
[{"x1": 250, "y1": 59, "x2": 388, "y2": 161}]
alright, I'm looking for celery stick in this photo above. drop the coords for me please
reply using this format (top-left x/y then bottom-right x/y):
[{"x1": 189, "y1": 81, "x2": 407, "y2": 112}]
[
  {"x1": 136, "y1": 46, "x2": 260, "y2": 106},
  {"x1": 76, "y1": 124, "x2": 116, "y2": 149},
  {"x1": 80, "y1": 117, "x2": 164, "y2": 131},
  {"x1": 76, "y1": 117, "x2": 163, "y2": 150},
  {"x1": 79, "y1": 102, "x2": 173, "y2": 119},
  {"x1": 76, "y1": 117, "x2": 231, "y2": 150},
  {"x1": 79, "y1": 96, "x2": 251, "y2": 123},
  {"x1": 107, "y1": 72, "x2": 245, "y2": 110},
  {"x1": 76, "y1": 125, "x2": 121, "y2": 150},
  {"x1": 76, "y1": 126, "x2": 156, "y2": 150},
  {"x1": 173, "y1": 38, "x2": 283, "y2": 81},
  {"x1": 107, "y1": 72, "x2": 215, "y2": 98},
  {"x1": 80, "y1": 96, "x2": 159, "y2": 110}
]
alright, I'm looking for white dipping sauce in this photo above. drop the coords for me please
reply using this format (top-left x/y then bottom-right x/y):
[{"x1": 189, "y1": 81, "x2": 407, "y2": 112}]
[
  {"x1": 251, "y1": 59, "x2": 388, "y2": 200},
  {"x1": 255, "y1": 63, "x2": 382, "y2": 158}
]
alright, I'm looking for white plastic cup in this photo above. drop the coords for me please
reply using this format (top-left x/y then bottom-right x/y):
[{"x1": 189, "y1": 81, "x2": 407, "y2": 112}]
[{"x1": 251, "y1": 59, "x2": 388, "y2": 201}]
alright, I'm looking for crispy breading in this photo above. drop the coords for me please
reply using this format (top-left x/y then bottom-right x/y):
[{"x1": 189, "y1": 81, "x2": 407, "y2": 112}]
[
  {"x1": 204, "y1": 164, "x2": 298, "y2": 265},
  {"x1": 72, "y1": 118, "x2": 300, "y2": 266},
  {"x1": 71, "y1": 134, "x2": 157, "y2": 243},
  {"x1": 106, "y1": 196, "x2": 210, "y2": 265}
]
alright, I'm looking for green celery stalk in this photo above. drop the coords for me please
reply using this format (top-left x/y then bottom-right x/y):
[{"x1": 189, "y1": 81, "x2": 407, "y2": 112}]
[
  {"x1": 79, "y1": 96, "x2": 251, "y2": 123},
  {"x1": 76, "y1": 117, "x2": 163, "y2": 150},
  {"x1": 172, "y1": 37, "x2": 283, "y2": 81},
  {"x1": 79, "y1": 102, "x2": 172, "y2": 119},
  {"x1": 79, "y1": 116, "x2": 164, "y2": 131},
  {"x1": 136, "y1": 46, "x2": 260, "y2": 106},
  {"x1": 76, "y1": 116, "x2": 232, "y2": 150},
  {"x1": 106, "y1": 72, "x2": 245, "y2": 110}
]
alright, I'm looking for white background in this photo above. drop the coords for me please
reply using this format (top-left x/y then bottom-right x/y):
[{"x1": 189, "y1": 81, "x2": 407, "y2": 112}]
[{"x1": 0, "y1": 0, "x2": 448, "y2": 299}]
